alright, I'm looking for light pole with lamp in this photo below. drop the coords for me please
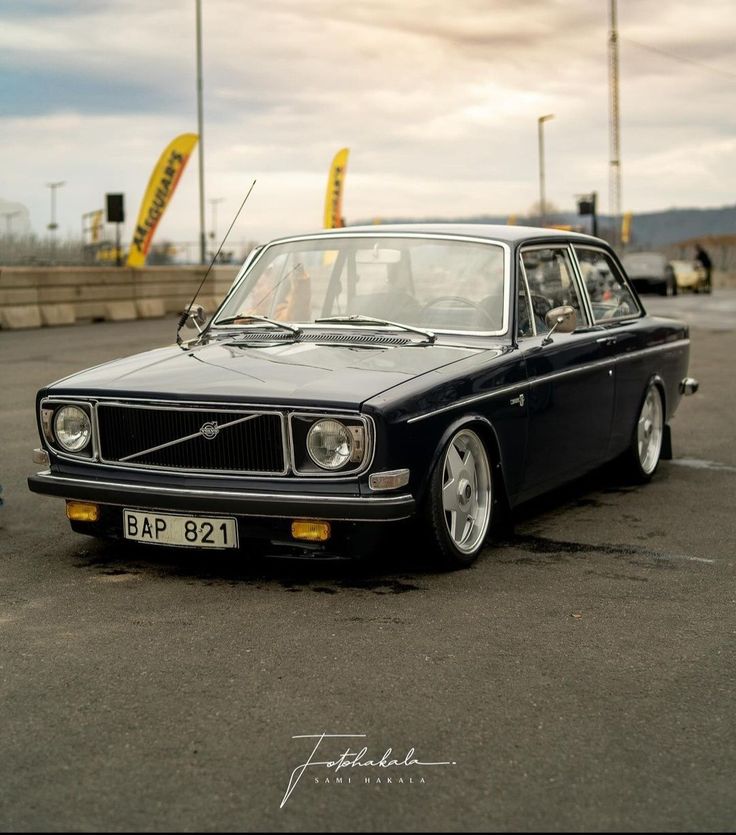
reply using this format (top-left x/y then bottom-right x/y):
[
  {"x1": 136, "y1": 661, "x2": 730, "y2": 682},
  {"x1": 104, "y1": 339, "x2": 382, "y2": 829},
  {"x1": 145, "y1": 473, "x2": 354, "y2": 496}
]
[
  {"x1": 537, "y1": 114, "x2": 554, "y2": 226},
  {"x1": 46, "y1": 181, "x2": 65, "y2": 233},
  {"x1": 208, "y1": 197, "x2": 225, "y2": 246}
]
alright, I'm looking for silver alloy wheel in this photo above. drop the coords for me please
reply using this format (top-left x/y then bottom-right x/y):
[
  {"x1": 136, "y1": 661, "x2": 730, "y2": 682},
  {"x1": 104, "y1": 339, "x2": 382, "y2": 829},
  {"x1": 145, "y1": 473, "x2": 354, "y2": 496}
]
[
  {"x1": 637, "y1": 386, "x2": 664, "y2": 475},
  {"x1": 441, "y1": 428, "x2": 492, "y2": 554}
]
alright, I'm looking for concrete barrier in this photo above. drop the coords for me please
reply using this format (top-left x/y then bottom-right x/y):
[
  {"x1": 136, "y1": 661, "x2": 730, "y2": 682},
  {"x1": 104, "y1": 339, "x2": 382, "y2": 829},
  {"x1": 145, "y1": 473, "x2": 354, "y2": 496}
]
[
  {"x1": 40, "y1": 303, "x2": 76, "y2": 326},
  {"x1": 0, "y1": 265, "x2": 238, "y2": 329},
  {"x1": 0, "y1": 305, "x2": 42, "y2": 330}
]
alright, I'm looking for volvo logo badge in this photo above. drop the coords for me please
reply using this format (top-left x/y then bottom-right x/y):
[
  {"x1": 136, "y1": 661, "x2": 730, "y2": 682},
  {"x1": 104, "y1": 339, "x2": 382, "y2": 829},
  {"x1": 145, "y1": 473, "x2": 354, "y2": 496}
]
[{"x1": 200, "y1": 421, "x2": 219, "y2": 440}]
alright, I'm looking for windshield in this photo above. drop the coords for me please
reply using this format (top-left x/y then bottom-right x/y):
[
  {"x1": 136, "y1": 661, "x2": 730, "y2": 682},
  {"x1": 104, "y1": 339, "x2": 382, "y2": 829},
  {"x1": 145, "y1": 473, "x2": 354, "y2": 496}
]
[{"x1": 214, "y1": 235, "x2": 508, "y2": 334}]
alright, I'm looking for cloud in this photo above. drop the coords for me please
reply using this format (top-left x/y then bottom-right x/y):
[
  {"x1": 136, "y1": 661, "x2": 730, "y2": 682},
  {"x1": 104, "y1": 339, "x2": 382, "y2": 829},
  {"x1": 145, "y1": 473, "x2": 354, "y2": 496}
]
[{"x1": 1, "y1": 0, "x2": 734, "y2": 244}]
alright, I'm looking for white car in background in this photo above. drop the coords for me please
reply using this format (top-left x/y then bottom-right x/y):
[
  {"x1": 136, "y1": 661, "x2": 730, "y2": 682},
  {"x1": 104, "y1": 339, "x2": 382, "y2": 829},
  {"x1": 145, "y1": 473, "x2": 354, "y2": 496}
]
[{"x1": 670, "y1": 260, "x2": 711, "y2": 294}]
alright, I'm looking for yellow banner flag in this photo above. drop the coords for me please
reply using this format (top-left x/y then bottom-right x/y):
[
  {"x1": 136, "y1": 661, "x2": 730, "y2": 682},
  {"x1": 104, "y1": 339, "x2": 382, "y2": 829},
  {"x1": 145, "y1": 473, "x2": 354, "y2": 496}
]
[
  {"x1": 323, "y1": 148, "x2": 349, "y2": 229},
  {"x1": 127, "y1": 133, "x2": 198, "y2": 267},
  {"x1": 621, "y1": 211, "x2": 633, "y2": 245},
  {"x1": 90, "y1": 209, "x2": 104, "y2": 243}
]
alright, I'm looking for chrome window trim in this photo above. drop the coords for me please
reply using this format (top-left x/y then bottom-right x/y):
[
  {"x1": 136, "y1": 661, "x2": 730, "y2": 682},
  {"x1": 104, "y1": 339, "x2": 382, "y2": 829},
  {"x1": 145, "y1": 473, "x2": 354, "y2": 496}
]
[
  {"x1": 287, "y1": 412, "x2": 375, "y2": 477},
  {"x1": 518, "y1": 242, "x2": 592, "y2": 328},
  {"x1": 566, "y1": 242, "x2": 596, "y2": 327},
  {"x1": 406, "y1": 338, "x2": 690, "y2": 424},
  {"x1": 517, "y1": 254, "x2": 538, "y2": 338},
  {"x1": 210, "y1": 232, "x2": 513, "y2": 338}
]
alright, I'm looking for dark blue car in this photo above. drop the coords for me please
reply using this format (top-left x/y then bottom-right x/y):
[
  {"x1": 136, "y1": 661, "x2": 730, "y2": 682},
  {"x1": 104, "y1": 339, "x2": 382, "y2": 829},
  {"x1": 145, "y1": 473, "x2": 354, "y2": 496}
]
[{"x1": 29, "y1": 225, "x2": 698, "y2": 568}]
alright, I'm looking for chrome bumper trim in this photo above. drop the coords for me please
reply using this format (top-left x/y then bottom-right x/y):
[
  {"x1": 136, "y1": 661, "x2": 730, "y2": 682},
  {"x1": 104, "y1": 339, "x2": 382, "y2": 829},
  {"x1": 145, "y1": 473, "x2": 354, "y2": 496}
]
[{"x1": 28, "y1": 471, "x2": 415, "y2": 522}]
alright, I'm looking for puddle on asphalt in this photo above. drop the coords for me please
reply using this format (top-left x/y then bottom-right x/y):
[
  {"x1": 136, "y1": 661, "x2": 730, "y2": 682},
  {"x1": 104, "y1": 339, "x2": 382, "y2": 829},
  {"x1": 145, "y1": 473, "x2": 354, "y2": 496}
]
[
  {"x1": 671, "y1": 458, "x2": 736, "y2": 473},
  {"x1": 72, "y1": 540, "x2": 428, "y2": 594},
  {"x1": 495, "y1": 533, "x2": 714, "y2": 568}
]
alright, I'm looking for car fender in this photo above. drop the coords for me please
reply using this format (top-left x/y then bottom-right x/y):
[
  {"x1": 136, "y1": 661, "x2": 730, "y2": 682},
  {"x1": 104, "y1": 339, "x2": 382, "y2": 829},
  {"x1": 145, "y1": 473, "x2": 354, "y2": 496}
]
[{"x1": 414, "y1": 412, "x2": 510, "y2": 513}]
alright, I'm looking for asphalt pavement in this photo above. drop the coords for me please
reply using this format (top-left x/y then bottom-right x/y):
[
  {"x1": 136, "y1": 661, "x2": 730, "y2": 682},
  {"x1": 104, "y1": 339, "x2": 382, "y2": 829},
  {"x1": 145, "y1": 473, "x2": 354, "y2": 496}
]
[{"x1": 0, "y1": 294, "x2": 734, "y2": 831}]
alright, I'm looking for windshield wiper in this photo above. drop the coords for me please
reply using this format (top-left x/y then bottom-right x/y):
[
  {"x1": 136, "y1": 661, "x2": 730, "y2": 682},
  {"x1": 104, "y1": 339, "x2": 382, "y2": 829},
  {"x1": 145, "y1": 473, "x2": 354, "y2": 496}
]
[
  {"x1": 314, "y1": 315, "x2": 436, "y2": 343},
  {"x1": 214, "y1": 314, "x2": 301, "y2": 335}
]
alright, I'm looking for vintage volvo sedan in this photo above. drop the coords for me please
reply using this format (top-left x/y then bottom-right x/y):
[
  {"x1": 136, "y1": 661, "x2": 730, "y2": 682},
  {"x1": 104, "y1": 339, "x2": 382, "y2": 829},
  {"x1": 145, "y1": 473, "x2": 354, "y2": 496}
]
[{"x1": 28, "y1": 225, "x2": 698, "y2": 568}]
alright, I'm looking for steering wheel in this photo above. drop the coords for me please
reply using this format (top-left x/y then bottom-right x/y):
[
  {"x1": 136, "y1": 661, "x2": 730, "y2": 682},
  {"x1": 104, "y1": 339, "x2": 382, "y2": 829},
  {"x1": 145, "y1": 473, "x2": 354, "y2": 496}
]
[{"x1": 420, "y1": 295, "x2": 497, "y2": 328}]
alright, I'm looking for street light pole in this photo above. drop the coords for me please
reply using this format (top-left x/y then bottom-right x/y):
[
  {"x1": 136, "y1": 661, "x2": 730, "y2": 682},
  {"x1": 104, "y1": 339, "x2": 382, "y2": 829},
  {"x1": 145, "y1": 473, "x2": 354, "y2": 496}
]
[
  {"x1": 195, "y1": 0, "x2": 206, "y2": 265},
  {"x1": 46, "y1": 181, "x2": 65, "y2": 233},
  {"x1": 208, "y1": 197, "x2": 225, "y2": 245},
  {"x1": 537, "y1": 114, "x2": 554, "y2": 226}
]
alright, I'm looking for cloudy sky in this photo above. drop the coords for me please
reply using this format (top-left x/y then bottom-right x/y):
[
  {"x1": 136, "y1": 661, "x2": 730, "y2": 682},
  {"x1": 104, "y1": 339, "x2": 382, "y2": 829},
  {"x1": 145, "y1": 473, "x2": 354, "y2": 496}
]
[{"x1": 2, "y1": 0, "x2": 735, "y2": 249}]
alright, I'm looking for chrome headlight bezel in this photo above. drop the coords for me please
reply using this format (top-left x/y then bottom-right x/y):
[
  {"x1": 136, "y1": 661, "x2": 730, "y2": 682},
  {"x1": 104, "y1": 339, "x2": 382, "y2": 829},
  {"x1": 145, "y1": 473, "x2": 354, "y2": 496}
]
[
  {"x1": 289, "y1": 412, "x2": 371, "y2": 476},
  {"x1": 40, "y1": 400, "x2": 95, "y2": 458}
]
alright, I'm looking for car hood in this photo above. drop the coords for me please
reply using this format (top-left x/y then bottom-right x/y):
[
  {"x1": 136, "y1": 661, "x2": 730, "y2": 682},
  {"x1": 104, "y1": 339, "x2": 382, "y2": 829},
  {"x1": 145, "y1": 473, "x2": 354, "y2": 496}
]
[{"x1": 48, "y1": 336, "x2": 489, "y2": 409}]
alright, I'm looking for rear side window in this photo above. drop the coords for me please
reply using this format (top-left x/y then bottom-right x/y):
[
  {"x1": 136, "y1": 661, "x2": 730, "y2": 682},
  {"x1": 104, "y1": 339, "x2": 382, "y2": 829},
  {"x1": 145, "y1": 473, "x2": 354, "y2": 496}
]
[{"x1": 575, "y1": 247, "x2": 640, "y2": 323}]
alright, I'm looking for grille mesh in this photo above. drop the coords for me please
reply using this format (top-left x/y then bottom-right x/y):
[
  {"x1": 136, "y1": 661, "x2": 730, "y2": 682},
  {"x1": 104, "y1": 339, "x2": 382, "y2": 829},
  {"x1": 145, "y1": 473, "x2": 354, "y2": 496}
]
[{"x1": 97, "y1": 405, "x2": 285, "y2": 473}]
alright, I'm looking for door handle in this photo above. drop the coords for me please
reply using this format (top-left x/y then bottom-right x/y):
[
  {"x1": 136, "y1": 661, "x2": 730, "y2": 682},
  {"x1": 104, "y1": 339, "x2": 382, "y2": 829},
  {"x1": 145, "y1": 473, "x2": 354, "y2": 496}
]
[{"x1": 596, "y1": 335, "x2": 618, "y2": 345}]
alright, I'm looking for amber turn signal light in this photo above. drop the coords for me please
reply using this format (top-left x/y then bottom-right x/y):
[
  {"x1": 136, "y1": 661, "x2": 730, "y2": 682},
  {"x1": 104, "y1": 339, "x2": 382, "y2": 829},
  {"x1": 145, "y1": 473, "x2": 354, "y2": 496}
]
[
  {"x1": 65, "y1": 501, "x2": 100, "y2": 522},
  {"x1": 291, "y1": 520, "x2": 331, "y2": 542}
]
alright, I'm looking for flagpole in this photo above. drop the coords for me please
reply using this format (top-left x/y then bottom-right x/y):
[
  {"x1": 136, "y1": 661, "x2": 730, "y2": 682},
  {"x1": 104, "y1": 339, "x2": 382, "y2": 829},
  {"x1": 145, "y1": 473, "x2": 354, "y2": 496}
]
[{"x1": 195, "y1": 0, "x2": 206, "y2": 264}]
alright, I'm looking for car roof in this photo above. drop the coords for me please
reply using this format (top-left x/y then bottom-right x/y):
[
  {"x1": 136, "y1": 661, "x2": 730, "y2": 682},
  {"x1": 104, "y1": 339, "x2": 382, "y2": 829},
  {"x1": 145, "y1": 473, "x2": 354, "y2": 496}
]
[{"x1": 270, "y1": 223, "x2": 606, "y2": 247}]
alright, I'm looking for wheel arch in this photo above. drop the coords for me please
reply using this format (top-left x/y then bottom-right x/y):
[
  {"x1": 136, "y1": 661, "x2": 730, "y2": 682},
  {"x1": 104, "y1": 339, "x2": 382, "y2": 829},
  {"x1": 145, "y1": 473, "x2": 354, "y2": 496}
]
[
  {"x1": 645, "y1": 372, "x2": 668, "y2": 418},
  {"x1": 414, "y1": 413, "x2": 511, "y2": 514}
]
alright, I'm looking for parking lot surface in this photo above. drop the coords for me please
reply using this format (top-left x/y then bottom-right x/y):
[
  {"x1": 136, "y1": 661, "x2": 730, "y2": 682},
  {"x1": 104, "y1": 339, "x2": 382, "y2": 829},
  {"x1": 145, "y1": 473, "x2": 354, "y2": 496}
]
[{"x1": 1, "y1": 295, "x2": 734, "y2": 831}]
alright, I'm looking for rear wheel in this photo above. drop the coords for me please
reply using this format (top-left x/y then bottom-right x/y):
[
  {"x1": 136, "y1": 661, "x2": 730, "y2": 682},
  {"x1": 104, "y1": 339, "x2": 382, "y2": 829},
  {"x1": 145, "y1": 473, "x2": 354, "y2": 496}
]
[
  {"x1": 623, "y1": 384, "x2": 664, "y2": 482},
  {"x1": 423, "y1": 428, "x2": 493, "y2": 569}
]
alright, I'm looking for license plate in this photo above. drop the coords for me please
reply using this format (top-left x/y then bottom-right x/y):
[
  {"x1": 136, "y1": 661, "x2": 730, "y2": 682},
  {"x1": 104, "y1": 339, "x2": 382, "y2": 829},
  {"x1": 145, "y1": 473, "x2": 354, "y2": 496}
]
[{"x1": 123, "y1": 509, "x2": 238, "y2": 549}]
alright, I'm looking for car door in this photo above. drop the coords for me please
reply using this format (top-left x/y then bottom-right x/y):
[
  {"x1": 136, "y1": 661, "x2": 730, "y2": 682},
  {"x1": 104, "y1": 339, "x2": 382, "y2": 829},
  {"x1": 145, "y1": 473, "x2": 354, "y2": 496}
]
[
  {"x1": 517, "y1": 243, "x2": 616, "y2": 497},
  {"x1": 573, "y1": 243, "x2": 645, "y2": 456}
]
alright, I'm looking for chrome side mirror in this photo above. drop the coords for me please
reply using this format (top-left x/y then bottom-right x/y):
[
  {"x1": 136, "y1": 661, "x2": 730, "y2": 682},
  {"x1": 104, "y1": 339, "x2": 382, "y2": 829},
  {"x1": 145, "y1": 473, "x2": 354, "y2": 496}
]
[
  {"x1": 184, "y1": 304, "x2": 207, "y2": 331},
  {"x1": 542, "y1": 305, "x2": 576, "y2": 345}
]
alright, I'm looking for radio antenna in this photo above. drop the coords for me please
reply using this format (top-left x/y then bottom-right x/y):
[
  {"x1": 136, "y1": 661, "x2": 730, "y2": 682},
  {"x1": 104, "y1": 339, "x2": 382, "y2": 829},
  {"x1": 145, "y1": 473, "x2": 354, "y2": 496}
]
[{"x1": 176, "y1": 179, "x2": 256, "y2": 345}]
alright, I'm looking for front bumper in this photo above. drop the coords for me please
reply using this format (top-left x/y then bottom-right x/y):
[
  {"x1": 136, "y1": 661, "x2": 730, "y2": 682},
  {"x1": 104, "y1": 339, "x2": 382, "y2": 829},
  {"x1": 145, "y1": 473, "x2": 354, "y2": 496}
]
[{"x1": 27, "y1": 470, "x2": 416, "y2": 522}]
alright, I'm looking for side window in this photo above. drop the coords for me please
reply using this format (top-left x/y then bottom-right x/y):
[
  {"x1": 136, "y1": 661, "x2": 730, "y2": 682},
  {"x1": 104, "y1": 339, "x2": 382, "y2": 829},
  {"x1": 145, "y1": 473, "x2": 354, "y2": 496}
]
[
  {"x1": 575, "y1": 247, "x2": 640, "y2": 322},
  {"x1": 520, "y1": 247, "x2": 584, "y2": 334}
]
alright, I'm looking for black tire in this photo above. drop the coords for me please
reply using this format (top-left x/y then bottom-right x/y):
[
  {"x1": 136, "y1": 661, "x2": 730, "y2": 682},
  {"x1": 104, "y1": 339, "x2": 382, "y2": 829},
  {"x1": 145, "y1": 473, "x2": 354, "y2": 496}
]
[
  {"x1": 622, "y1": 384, "x2": 665, "y2": 483},
  {"x1": 422, "y1": 427, "x2": 493, "y2": 570}
]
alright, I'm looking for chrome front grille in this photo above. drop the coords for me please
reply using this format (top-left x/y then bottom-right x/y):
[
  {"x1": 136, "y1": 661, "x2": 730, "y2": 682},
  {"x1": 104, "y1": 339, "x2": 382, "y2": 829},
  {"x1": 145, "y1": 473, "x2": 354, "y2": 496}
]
[{"x1": 96, "y1": 404, "x2": 286, "y2": 474}]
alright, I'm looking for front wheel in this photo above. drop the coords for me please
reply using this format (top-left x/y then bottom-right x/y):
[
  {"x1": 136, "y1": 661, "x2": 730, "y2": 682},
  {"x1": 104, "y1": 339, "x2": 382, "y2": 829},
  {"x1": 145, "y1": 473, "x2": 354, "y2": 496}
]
[
  {"x1": 663, "y1": 273, "x2": 677, "y2": 296},
  {"x1": 423, "y1": 427, "x2": 493, "y2": 569},
  {"x1": 623, "y1": 384, "x2": 665, "y2": 482}
]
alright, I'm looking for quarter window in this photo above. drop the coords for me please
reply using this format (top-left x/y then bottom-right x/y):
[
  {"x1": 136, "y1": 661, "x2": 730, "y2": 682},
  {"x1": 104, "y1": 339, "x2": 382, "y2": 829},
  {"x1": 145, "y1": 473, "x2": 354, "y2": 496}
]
[{"x1": 575, "y1": 247, "x2": 640, "y2": 322}]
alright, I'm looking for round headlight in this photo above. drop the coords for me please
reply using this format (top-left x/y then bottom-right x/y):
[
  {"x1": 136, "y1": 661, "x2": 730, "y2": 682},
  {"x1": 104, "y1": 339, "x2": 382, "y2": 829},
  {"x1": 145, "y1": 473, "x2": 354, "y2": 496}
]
[
  {"x1": 306, "y1": 419, "x2": 353, "y2": 470},
  {"x1": 54, "y1": 405, "x2": 91, "y2": 452}
]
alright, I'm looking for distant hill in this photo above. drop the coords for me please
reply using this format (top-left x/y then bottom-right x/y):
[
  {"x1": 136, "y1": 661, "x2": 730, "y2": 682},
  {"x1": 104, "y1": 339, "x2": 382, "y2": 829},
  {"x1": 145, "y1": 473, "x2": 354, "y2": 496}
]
[{"x1": 354, "y1": 205, "x2": 736, "y2": 251}]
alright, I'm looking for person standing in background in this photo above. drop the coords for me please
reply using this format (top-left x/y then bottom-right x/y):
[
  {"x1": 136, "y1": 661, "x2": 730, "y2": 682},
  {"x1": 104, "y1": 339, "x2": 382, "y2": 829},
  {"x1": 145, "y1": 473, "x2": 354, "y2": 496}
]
[{"x1": 695, "y1": 244, "x2": 713, "y2": 293}]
